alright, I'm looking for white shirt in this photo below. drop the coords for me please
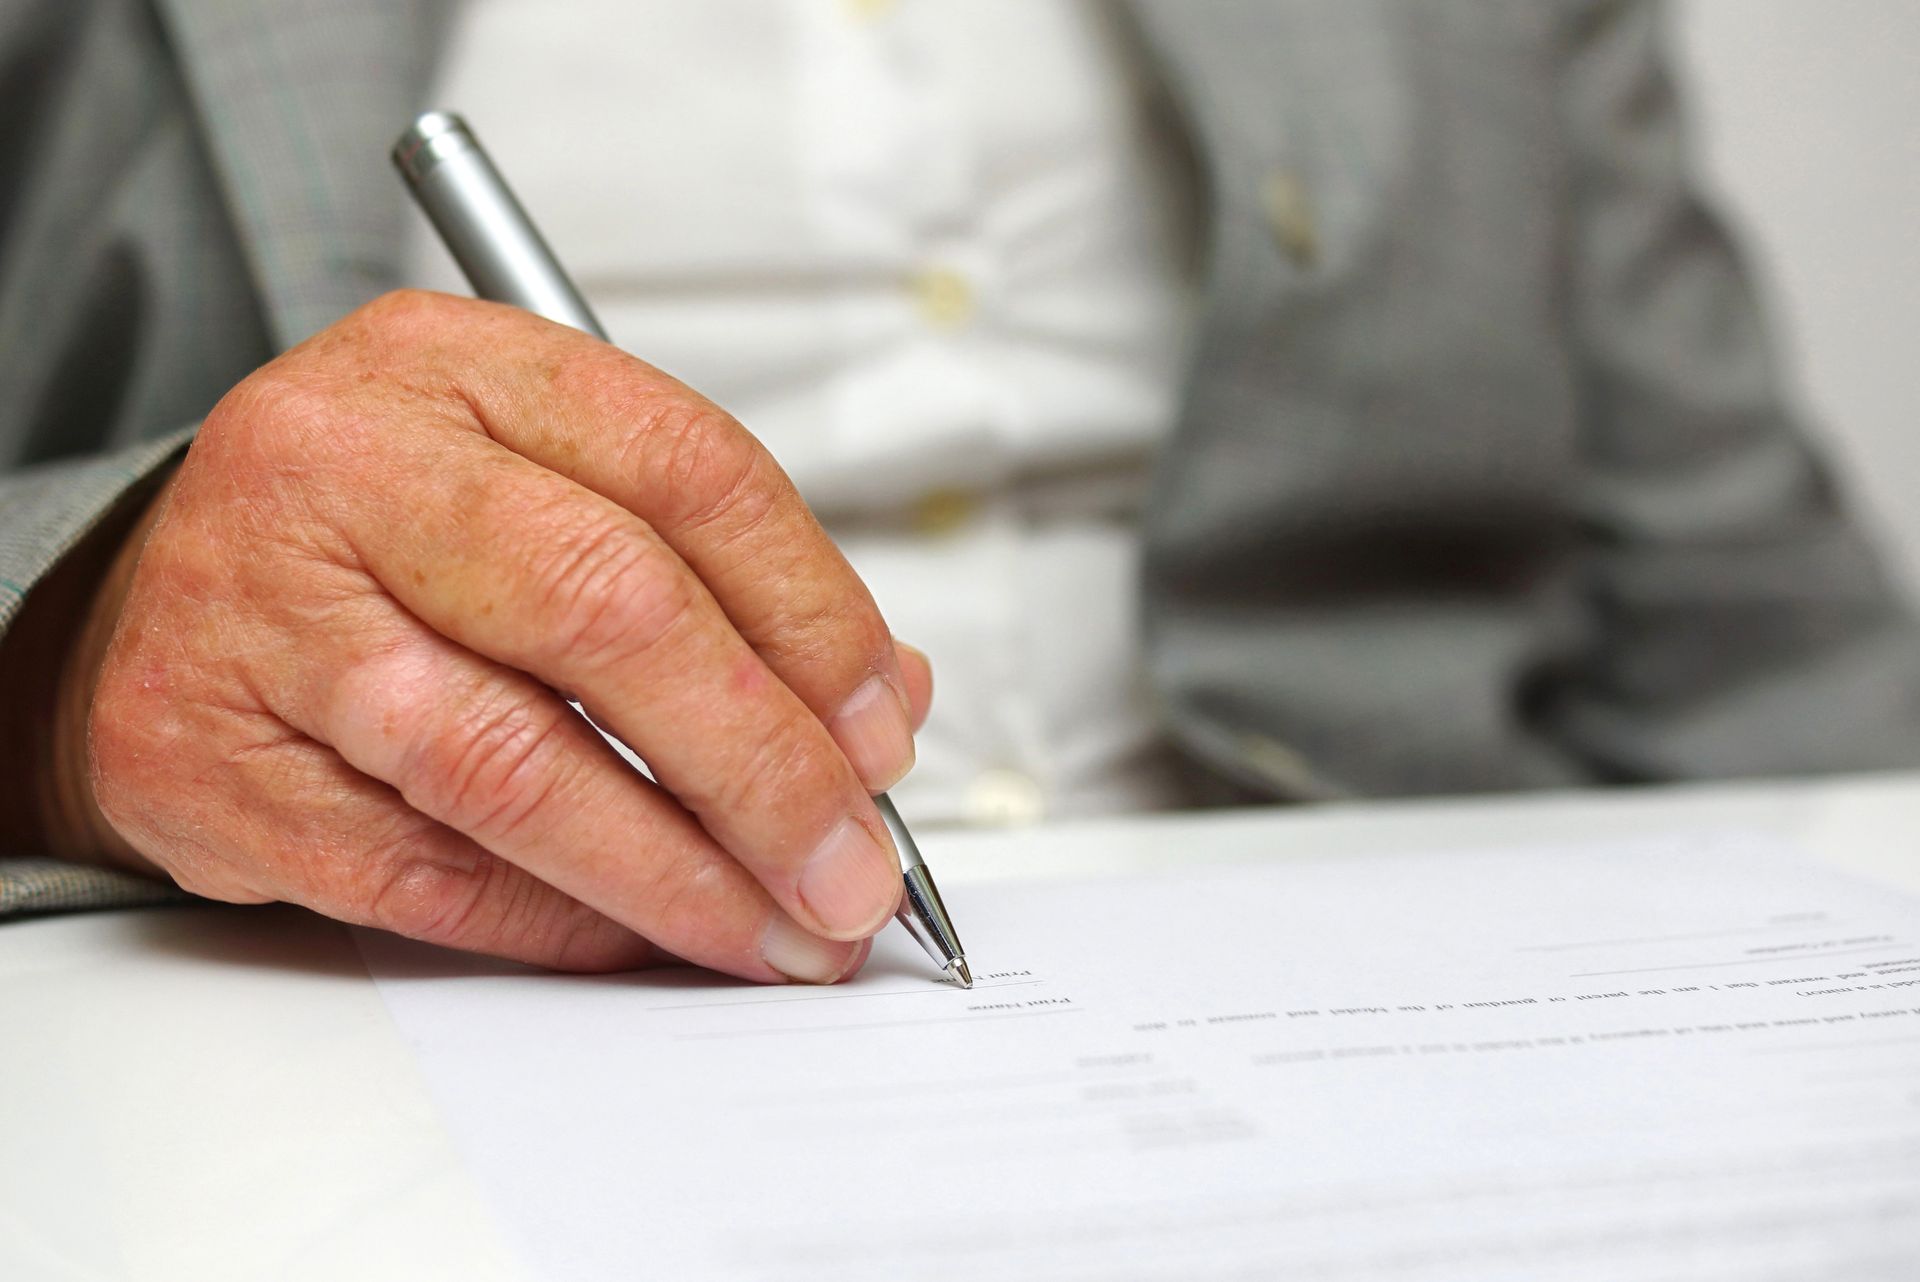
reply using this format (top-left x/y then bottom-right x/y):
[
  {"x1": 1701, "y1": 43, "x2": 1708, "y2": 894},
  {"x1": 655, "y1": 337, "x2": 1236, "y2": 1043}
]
[{"x1": 405, "y1": 0, "x2": 1199, "y2": 826}]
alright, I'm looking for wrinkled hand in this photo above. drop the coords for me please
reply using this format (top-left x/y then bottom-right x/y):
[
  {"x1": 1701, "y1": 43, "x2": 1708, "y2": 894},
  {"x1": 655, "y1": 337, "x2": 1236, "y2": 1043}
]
[{"x1": 66, "y1": 291, "x2": 933, "y2": 981}]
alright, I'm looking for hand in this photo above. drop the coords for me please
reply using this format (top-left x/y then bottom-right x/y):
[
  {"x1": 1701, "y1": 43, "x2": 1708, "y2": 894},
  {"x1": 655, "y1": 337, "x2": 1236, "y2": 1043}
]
[{"x1": 54, "y1": 290, "x2": 933, "y2": 982}]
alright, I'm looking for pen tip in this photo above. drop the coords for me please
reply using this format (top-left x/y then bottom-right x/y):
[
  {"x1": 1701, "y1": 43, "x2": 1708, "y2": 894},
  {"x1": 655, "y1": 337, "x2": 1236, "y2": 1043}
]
[{"x1": 950, "y1": 958, "x2": 974, "y2": 989}]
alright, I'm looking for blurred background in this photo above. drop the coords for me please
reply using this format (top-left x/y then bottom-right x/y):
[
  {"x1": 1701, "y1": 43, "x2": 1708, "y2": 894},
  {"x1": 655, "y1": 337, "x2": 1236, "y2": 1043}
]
[{"x1": 1679, "y1": 0, "x2": 1920, "y2": 597}]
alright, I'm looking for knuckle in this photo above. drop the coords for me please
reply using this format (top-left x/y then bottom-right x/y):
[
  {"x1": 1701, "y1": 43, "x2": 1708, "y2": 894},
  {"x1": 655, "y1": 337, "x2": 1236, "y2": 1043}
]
[
  {"x1": 762, "y1": 593, "x2": 893, "y2": 675},
  {"x1": 843, "y1": 610, "x2": 896, "y2": 674},
  {"x1": 624, "y1": 849, "x2": 730, "y2": 939},
  {"x1": 623, "y1": 396, "x2": 766, "y2": 529},
  {"x1": 411, "y1": 691, "x2": 574, "y2": 844},
  {"x1": 351, "y1": 287, "x2": 464, "y2": 345},
  {"x1": 202, "y1": 368, "x2": 334, "y2": 464},
  {"x1": 683, "y1": 701, "x2": 829, "y2": 824},
  {"x1": 360, "y1": 832, "x2": 591, "y2": 962},
  {"x1": 201, "y1": 293, "x2": 481, "y2": 476},
  {"x1": 535, "y1": 517, "x2": 697, "y2": 672},
  {"x1": 547, "y1": 913, "x2": 638, "y2": 973},
  {"x1": 365, "y1": 844, "x2": 502, "y2": 945}
]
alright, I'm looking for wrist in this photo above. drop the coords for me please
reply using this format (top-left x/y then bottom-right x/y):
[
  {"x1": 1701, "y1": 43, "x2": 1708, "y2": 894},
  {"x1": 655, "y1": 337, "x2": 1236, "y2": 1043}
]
[{"x1": 0, "y1": 473, "x2": 173, "y2": 873}]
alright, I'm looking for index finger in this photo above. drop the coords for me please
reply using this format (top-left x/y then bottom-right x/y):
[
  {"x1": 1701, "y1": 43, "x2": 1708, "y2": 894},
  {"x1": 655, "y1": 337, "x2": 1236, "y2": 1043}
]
[{"x1": 356, "y1": 292, "x2": 919, "y2": 792}]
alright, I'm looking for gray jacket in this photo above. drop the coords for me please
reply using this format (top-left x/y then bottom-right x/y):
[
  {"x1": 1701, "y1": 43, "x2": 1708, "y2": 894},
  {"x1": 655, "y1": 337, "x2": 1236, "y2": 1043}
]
[{"x1": 6, "y1": 0, "x2": 1919, "y2": 913}]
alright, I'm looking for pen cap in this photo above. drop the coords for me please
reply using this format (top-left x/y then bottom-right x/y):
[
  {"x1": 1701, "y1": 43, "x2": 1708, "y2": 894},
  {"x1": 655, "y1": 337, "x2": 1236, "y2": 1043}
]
[{"x1": 391, "y1": 111, "x2": 608, "y2": 341}]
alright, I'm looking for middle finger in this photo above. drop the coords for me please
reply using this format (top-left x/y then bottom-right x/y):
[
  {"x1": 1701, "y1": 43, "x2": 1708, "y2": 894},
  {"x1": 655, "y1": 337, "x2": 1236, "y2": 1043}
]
[{"x1": 335, "y1": 434, "x2": 904, "y2": 942}]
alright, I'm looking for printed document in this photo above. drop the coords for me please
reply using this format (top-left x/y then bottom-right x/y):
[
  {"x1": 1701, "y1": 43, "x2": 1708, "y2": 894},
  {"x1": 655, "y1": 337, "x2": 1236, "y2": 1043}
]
[{"x1": 360, "y1": 831, "x2": 1920, "y2": 1280}]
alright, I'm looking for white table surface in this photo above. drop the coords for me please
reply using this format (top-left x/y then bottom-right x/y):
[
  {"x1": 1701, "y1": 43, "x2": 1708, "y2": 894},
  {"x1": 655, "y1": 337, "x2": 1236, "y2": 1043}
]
[{"x1": 6, "y1": 770, "x2": 1920, "y2": 1280}]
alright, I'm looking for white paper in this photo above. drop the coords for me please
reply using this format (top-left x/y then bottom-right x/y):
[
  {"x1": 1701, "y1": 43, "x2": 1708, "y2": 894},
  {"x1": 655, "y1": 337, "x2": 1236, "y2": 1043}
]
[{"x1": 359, "y1": 832, "x2": 1920, "y2": 1280}]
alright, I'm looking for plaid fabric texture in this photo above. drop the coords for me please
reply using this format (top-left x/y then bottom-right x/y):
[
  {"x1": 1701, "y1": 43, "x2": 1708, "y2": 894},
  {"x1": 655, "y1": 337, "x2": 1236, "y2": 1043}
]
[
  {"x1": 0, "y1": 429, "x2": 197, "y2": 637},
  {"x1": 0, "y1": 858, "x2": 190, "y2": 918}
]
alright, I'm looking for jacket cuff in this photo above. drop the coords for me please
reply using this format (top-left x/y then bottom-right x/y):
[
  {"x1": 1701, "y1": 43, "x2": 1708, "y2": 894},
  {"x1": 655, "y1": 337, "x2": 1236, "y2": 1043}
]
[
  {"x1": 0, "y1": 426, "x2": 198, "y2": 638},
  {"x1": 0, "y1": 857, "x2": 189, "y2": 919}
]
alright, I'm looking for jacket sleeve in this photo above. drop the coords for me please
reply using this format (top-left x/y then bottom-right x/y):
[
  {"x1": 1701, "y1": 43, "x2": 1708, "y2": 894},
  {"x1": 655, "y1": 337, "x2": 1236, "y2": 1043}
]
[
  {"x1": 0, "y1": 427, "x2": 197, "y2": 918},
  {"x1": 1540, "y1": 0, "x2": 1920, "y2": 780},
  {"x1": 0, "y1": 427, "x2": 195, "y2": 635}
]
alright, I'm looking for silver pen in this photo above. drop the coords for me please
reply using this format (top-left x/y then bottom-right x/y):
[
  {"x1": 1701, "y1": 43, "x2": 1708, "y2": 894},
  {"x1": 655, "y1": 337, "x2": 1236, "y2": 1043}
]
[{"x1": 392, "y1": 111, "x2": 972, "y2": 988}]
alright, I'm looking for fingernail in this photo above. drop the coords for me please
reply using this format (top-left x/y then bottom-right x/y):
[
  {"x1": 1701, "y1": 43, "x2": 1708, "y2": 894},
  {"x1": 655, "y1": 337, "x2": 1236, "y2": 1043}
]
[
  {"x1": 893, "y1": 638, "x2": 933, "y2": 731},
  {"x1": 797, "y1": 815, "x2": 901, "y2": 939},
  {"x1": 760, "y1": 914, "x2": 859, "y2": 985},
  {"x1": 831, "y1": 675, "x2": 915, "y2": 791}
]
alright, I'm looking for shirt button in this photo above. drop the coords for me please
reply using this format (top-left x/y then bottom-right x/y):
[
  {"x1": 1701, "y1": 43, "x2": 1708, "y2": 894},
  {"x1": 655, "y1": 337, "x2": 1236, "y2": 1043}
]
[
  {"x1": 911, "y1": 487, "x2": 978, "y2": 535},
  {"x1": 1260, "y1": 169, "x2": 1319, "y2": 268},
  {"x1": 966, "y1": 768, "x2": 1047, "y2": 827},
  {"x1": 908, "y1": 265, "x2": 975, "y2": 330}
]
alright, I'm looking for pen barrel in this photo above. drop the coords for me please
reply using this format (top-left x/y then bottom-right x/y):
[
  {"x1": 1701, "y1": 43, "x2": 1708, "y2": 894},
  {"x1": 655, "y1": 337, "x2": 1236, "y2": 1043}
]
[
  {"x1": 874, "y1": 793, "x2": 925, "y2": 872},
  {"x1": 392, "y1": 111, "x2": 608, "y2": 342},
  {"x1": 896, "y1": 863, "x2": 967, "y2": 974},
  {"x1": 877, "y1": 794, "x2": 966, "y2": 973}
]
